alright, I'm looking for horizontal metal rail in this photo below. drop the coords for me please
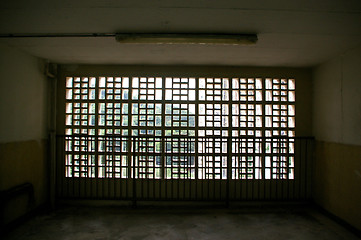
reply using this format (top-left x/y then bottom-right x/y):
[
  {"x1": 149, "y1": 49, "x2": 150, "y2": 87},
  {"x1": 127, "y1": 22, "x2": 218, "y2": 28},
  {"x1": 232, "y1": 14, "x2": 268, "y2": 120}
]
[{"x1": 57, "y1": 134, "x2": 313, "y2": 139}]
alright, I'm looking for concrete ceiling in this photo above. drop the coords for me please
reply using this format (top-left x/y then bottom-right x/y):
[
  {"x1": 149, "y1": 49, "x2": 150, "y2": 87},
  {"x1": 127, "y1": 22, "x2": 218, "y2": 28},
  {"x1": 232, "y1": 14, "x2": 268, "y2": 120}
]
[{"x1": 1, "y1": 0, "x2": 361, "y2": 67}]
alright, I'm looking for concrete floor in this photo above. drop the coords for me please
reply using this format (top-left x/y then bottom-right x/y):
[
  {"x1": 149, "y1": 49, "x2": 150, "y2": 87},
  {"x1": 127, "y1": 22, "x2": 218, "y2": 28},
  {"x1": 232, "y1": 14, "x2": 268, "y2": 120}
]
[{"x1": 3, "y1": 204, "x2": 360, "y2": 240}]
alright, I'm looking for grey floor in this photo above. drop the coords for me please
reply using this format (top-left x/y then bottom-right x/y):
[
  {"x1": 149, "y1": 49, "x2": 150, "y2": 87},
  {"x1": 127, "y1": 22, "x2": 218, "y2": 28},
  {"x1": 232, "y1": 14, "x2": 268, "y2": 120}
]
[{"x1": 3, "y1": 204, "x2": 360, "y2": 240}]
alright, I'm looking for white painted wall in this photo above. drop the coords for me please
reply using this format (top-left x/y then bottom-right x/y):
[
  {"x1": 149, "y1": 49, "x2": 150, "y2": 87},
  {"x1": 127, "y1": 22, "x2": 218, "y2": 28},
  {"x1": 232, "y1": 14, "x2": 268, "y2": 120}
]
[
  {"x1": 0, "y1": 43, "x2": 47, "y2": 143},
  {"x1": 313, "y1": 45, "x2": 361, "y2": 145}
]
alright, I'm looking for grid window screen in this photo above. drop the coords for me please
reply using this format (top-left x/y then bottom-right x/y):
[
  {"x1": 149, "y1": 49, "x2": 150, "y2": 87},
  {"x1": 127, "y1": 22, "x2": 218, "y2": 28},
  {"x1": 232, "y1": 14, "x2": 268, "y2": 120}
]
[
  {"x1": 164, "y1": 77, "x2": 196, "y2": 179},
  {"x1": 133, "y1": 136, "x2": 162, "y2": 179},
  {"x1": 198, "y1": 78, "x2": 229, "y2": 180},
  {"x1": 64, "y1": 77, "x2": 295, "y2": 180}
]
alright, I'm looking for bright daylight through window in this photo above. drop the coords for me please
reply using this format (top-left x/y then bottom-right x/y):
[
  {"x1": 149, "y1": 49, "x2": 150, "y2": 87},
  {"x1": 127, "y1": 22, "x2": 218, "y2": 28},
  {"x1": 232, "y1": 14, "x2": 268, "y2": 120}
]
[{"x1": 64, "y1": 77, "x2": 295, "y2": 180}]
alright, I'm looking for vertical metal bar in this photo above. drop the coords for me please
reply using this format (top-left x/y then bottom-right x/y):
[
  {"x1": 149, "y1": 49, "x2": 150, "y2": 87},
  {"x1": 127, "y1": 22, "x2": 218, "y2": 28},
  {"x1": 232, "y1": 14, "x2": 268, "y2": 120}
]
[
  {"x1": 126, "y1": 77, "x2": 132, "y2": 199},
  {"x1": 297, "y1": 138, "x2": 301, "y2": 199},
  {"x1": 304, "y1": 138, "x2": 308, "y2": 200},
  {"x1": 132, "y1": 137, "x2": 137, "y2": 207},
  {"x1": 144, "y1": 136, "x2": 147, "y2": 199},
  {"x1": 177, "y1": 134, "x2": 181, "y2": 200},
  {"x1": 268, "y1": 137, "x2": 272, "y2": 200},
  {"x1": 195, "y1": 78, "x2": 199, "y2": 199},
  {"x1": 246, "y1": 137, "x2": 249, "y2": 200},
  {"x1": 139, "y1": 79, "x2": 143, "y2": 199},
  {"x1": 111, "y1": 78, "x2": 116, "y2": 199},
  {"x1": 252, "y1": 137, "x2": 256, "y2": 200},
  {"x1": 291, "y1": 138, "x2": 295, "y2": 200},
  {"x1": 244, "y1": 80, "x2": 249, "y2": 200},
  {"x1": 72, "y1": 136, "x2": 76, "y2": 198},
  {"x1": 49, "y1": 132, "x2": 57, "y2": 206},
  {"x1": 63, "y1": 137, "x2": 67, "y2": 198},
  {"x1": 212, "y1": 139, "x2": 216, "y2": 200},
  {"x1": 275, "y1": 138, "x2": 279, "y2": 199},
  {"x1": 308, "y1": 138, "x2": 314, "y2": 200},
  {"x1": 286, "y1": 136, "x2": 290, "y2": 200},
  {"x1": 102, "y1": 136, "x2": 106, "y2": 198},
  {"x1": 48, "y1": 64, "x2": 57, "y2": 207},
  {"x1": 93, "y1": 78, "x2": 99, "y2": 198},
  {"x1": 285, "y1": 79, "x2": 291, "y2": 200},
  {"x1": 56, "y1": 136, "x2": 62, "y2": 198},
  {"x1": 226, "y1": 136, "x2": 231, "y2": 206},
  {"x1": 244, "y1": 83, "x2": 249, "y2": 198},
  {"x1": 144, "y1": 78, "x2": 149, "y2": 199},
  {"x1": 102, "y1": 78, "x2": 108, "y2": 199},
  {"x1": 170, "y1": 79, "x2": 174, "y2": 199},
  {"x1": 261, "y1": 79, "x2": 266, "y2": 200},
  {"x1": 86, "y1": 136, "x2": 89, "y2": 198},
  {"x1": 161, "y1": 77, "x2": 166, "y2": 200},
  {"x1": 183, "y1": 137, "x2": 186, "y2": 199},
  {"x1": 207, "y1": 138, "x2": 210, "y2": 200},
  {"x1": 226, "y1": 78, "x2": 232, "y2": 205},
  {"x1": 112, "y1": 135, "x2": 116, "y2": 198},
  {"x1": 56, "y1": 136, "x2": 60, "y2": 198}
]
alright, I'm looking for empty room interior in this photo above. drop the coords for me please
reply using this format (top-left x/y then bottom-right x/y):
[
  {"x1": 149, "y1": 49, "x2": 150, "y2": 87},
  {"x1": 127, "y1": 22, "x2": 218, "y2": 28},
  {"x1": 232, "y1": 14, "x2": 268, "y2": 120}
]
[{"x1": 0, "y1": 0, "x2": 360, "y2": 239}]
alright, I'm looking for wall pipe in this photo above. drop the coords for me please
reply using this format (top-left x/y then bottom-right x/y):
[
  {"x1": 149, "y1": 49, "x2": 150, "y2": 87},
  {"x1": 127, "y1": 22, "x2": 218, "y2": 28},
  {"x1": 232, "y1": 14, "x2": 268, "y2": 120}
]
[{"x1": 45, "y1": 62, "x2": 57, "y2": 209}]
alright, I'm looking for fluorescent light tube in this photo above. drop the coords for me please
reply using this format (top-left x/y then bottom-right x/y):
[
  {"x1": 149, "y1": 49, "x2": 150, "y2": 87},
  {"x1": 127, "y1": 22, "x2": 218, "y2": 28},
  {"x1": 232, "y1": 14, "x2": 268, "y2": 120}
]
[{"x1": 115, "y1": 33, "x2": 257, "y2": 45}]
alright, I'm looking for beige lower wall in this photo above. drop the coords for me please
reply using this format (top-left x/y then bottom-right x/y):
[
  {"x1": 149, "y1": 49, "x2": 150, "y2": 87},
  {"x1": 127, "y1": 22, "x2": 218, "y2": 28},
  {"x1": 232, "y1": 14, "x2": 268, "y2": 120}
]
[
  {"x1": 0, "y1": 139, "x2": 48, "y2": 226},
  {"x1": 313, "y1": 141, "x2": 361, "y2": 231}
]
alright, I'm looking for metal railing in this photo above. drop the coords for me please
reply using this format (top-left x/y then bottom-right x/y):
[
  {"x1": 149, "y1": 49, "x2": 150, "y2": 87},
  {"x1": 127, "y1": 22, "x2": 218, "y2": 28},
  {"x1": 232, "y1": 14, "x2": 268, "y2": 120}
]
[{"x1": 56, "y1": 135, "x2": 313, "y2": 203}]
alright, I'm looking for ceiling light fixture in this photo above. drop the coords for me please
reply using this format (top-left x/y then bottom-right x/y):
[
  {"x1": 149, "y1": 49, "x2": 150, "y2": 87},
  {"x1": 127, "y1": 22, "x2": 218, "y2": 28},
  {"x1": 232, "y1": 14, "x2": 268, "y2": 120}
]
[{"x1": 115, "y1": 33, "x2": 258, "y2": 45}]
